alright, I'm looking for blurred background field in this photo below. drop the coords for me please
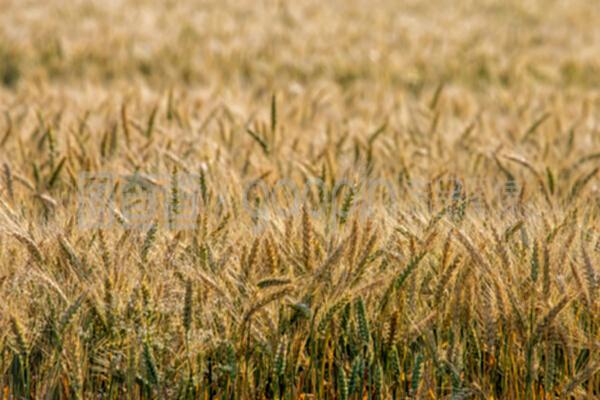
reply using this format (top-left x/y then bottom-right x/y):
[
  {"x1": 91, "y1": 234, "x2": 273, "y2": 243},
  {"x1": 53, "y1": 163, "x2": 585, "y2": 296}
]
[{"x1": 1, "y1": 0, "x2": 600, "y2": 91}]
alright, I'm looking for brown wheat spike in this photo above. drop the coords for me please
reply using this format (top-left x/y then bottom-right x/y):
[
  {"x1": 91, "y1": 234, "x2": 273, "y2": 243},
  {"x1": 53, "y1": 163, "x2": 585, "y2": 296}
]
[
  {"x1": 284, "y1": 215, "x2": 294, "y2": 245},
  {"x1": 580, "y1": 238, "x2": 597, "y2": 307},
  {"x1": 183, "y1": 279, "x2": 193, "y2": 334},
  {"x1": 69, "y1": 339, "x2": 84, "y2": 399},
  {"x1": 12, "y1": 232, "x2": 44, "y2": 264},
  {"x1": 405, "y1": 311, "x2": 437, "y2": 340},
  {"x1": 59, "y1": 235, "x2": 87, "y2": 275},
  {"x1": 557, "y1": 229, "x2": 576, "y2": 270},
  {"x1": 490, "y1": 274, "x2": 508, "y2": 323},
  {"x1": 440, "y1": 229, "x2": 453, "y2": 269},
  {"x1": 245, "y1": 237, "x2": 261, "y2": 279},
  {"x1": 363, "y1": 218, "x2": 373, "y2": 247},
  {"x1": 164, "y1": 231, "x2": 182, "y2": 267},
  {"x1": 561, "y1": 361, "x2": 600, "y2": 399},
  {"x1": 349, "y1": 230, "x2": 378, "y2": 287},
  {"x1": 302, "y1": 205, "x2": 313, "y2": 272},
  {"x1": 570, "y1": 261, "x2": 591, "y2": 309},
  {"x1": 264, "y1": 236, "x2": 278, "y2": 274},
  {"x1": 491, "y1": 226, "x2": 511, "y2": 270},
  {"x1": 257, "y1": 277, "x2": 292, "y2": 289},
  {"x1": 532, "y1": 295, "x2": 571, "y2": 345},
  {"x1": 194, "y1": 211, "x2": 204, "y2": 240},
  {"x1": 241, "y1": 287, "x2": 292, "y2": 329},
  {"x1": 449, "y1": 262, "x2": 470, "y2": 326},
  {"x1": 387, "y1": 310, "x2": 400, "y2": 348},
  {"x1": 0, "y1": 196, "x2": 20, "y2": 225},
  {"x1": 169, "y1": 165, "x2": 180, "y2": 229},
  {"x1": 98, "y1": 229, "x2": 111, "y2": 271},
  {"x1": 542, "y1": 240, "x2": 551, "y2": 302},
  {"x1": 239, "y1": 244, "x2": 248, "y2": 271},
  {"x1": 503, "y1": 154, "x2": 552, "y2": 206},
  {"x1": 312, "y1": 238, "x2": 347, "y2": 283},
  {"x1": 3, "y1": 162, "x2": 13, "y2": 200},
  {"x1": 480, "y1": 280, "x2": 497, "y2": 351},
  {"x1": 317, "y1": 294, "x2": 351, "y2": 334},
  {"x1": 104, "y1": 276, "x2": 115, "y2": 328},
  {"x1": 434, "y1": 256, "x2": 461, "y2": 307},
  {"x1": 505, "y1": 287, "x2": 527, "y2": 340},
  {"x1": 454, "y1": 228, "x2": 494, "y2": 276},
  {"x1": 346, "y1": 217, "x2": 359, "y2": 266},
  {"x1": 10, "y1": 315, "x2": 28, "y2": 356},
  {"x1": 461, "y1": 274, "x2": 474, "y2": 324}
]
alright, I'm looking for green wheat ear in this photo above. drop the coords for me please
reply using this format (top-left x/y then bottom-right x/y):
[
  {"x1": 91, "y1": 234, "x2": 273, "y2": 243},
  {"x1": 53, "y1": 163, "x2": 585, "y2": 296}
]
[
  {"x1": 348, "y1": 355, "x2": 364, "y2": 395},
  {"x1": 337, "y1": 365, "x2": 348, "y2": 400},
  {"x1": 199, "y1": 167, "x2": 208, "y2": 205},
  {"x1": 183, "y1": 279, "x2": 193, "y2": 334},
  {"x1": 59, "y1": 294, "x2": 85, "y2": 333},
  {"x1": 389, "y1": 346, "x2": 400, "y2": 384},
  {"x1": 270, "y1": 93, "x2": 277, "y2": 134},
  {"x1": 339, "y1": 184, "x2": 355, "y2": 225},
  {"x1": 246, "y1": 127, "x2": 269, "y2": 155},
  {"x1": 12, "y1": 232, "x2": 44, "y2": 264},
  {"x1": 3, "y1": 162, "x2": 14, "y2": 200},
  {"x1": 530, "y1": 240, "x2": 539, "y2": 283},
  {"x1": 373, "y1": 361, "x2": 384, "y2": 399},
  {"x1": 145, "y1": 105, "x2": 158, "y2": 138},
  {"x1": 143, "y1": 341, "x2": 159, "y2": 386},
  {"x1": 10, "y1": 316, "x2": 28, "y2": 356},
  {"x1": 302, "y1": 205, "x2": 314, "y2": 272},
  {"x1": 141, "y1": 222, "x2": 158, "y2": 263},
  {"x1": 318, "y1": 295, "x2": 350, "y2": 335},
  {"x1": 104, "y1": 276, "x2": 114, "y2": 329},
  {"x1": 411, "y1": 353, "x2": 424, "y2": 396},
  {"x1": 273, "y1": 335, "x2": 287, "y2": 379},
  {"x1": 170, "y1": 166, "x2": 180, "y2": 229},
  {"x1": 354, "y1": 297, "x2": 370, "y2": 347}
]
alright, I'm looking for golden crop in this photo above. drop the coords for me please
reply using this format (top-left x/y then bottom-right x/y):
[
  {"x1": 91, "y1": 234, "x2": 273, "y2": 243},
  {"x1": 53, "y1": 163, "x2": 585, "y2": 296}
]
[{"x1": 0, "y1": 0, "x2": 599, "y2": 398}]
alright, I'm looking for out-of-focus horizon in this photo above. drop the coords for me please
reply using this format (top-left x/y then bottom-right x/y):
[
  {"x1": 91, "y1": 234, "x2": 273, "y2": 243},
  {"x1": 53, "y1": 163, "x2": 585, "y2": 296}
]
[{"x1": 1, "y1": 0, "x2": 599, "y2": 93}]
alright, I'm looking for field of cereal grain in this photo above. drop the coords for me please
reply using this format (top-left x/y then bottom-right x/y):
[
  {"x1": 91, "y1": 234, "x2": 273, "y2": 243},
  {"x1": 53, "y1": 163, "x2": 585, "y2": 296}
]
[{"x1": 0, "y1": 0, "x2": 599, "y2": 398}]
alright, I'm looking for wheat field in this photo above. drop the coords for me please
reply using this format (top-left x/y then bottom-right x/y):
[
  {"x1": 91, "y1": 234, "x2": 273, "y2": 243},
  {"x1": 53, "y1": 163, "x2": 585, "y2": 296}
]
[{"x1": 0, "y1": 0, "x2": 599, "y2": 398}]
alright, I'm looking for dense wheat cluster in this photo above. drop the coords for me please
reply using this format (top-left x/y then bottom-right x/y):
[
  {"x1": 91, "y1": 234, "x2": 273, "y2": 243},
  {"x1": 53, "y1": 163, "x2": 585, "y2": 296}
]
[{"x1": 1, "y1": 0, "x2": 599, "y2": 398}]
